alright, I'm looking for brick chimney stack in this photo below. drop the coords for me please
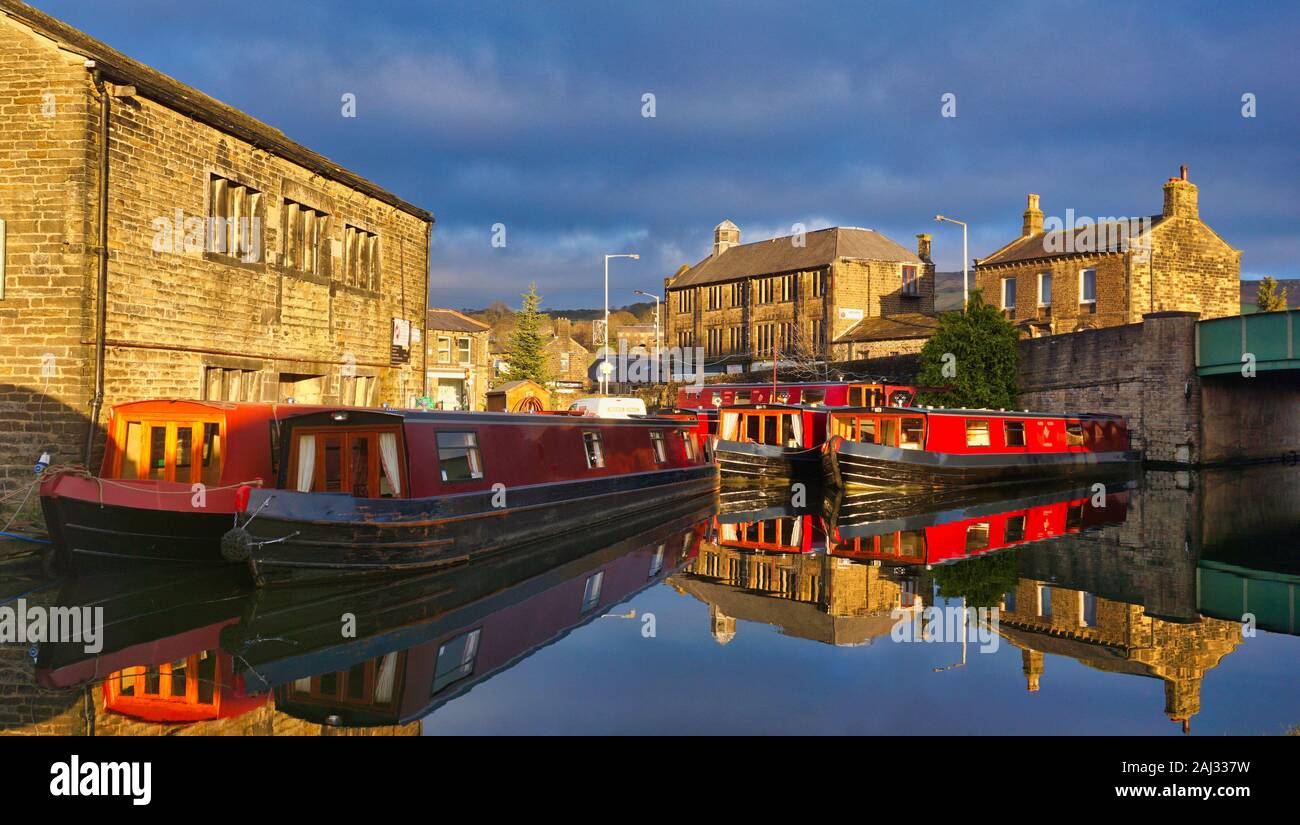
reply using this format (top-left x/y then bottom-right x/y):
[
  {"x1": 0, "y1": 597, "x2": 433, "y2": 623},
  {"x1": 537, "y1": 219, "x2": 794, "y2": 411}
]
[
  {"x1": 1022, "y1": 193, "x2": 1044, "y2": 237},
  {"x1": 713, "y1": 219, "x2": 740, "y2": 257},
  {"x1": 556, "y1": 317, "x2": 571, "y2": 340},
  {"x1": 1162, "y1": 165, "x2": 1199, "y2": 219},
  {"x1": 916, "y1": 233, "x2": 932, "y2": 262}
]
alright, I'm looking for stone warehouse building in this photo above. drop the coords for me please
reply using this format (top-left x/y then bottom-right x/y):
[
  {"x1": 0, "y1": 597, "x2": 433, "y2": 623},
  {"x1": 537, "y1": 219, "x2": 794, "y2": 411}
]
[
  {"x1": 425, "y1": 308, "x2": 491, "y2": 410},
  {"x1": 975, "y1": 168, "x2": 1240, "y2": 336},
  {"x1": 664, "y1": 220, "x2": 935, "y2": 373},
  {"x1": 0, "y1": 2, "x2": 433, "y2": 499}
]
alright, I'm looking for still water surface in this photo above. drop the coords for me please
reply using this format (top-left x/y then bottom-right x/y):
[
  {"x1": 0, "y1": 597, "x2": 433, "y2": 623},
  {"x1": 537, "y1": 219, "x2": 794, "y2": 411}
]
[{"x1": 2, "y1": 464, "x2": 1297, "y2": 736}]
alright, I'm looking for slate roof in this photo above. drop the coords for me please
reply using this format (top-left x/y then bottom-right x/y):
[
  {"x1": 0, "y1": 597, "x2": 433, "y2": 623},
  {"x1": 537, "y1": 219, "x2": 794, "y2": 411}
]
[
  {"x1": 426, "y1": 308, "x2": 489, "y2": 334},
  {"x1": 670, "y1": 227, "x2": 922, "y2": 289},
  {"x1": 834, "y1": 312, "x2": 940, "y2": 344},
  {"x1": 978, "y1": 216, "x2": 1163, "y2": 267}
]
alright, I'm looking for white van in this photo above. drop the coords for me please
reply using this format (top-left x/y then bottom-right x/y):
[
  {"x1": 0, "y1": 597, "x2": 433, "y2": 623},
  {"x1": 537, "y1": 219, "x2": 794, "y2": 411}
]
[{"x1": 567, "y1": 396, "x2": 647, "y2": 419}]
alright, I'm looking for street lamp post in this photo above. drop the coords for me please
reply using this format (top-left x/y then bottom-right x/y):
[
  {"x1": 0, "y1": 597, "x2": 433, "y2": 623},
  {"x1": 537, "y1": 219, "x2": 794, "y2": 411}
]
[
  {"x1": 603, "y1": 253, "x2": 639, "y2": 394},
  {"x1": 934, "y1": 214, "x2": 969, "y2": 311},
  {"x1": 633, "y1": 289, "x2": 661, "y2": 366}
]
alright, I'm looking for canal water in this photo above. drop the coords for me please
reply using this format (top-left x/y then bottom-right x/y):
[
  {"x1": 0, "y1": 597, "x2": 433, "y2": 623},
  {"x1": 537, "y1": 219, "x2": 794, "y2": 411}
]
[{"x1": 0, "y1": 463, "x2": 1296, "y2": 736}]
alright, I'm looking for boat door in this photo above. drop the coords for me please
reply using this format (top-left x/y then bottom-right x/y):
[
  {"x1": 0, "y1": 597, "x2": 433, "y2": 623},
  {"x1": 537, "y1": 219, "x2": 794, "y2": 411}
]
[{"x1": 288, "y1": 425, "x2": 406, "y2": 498}]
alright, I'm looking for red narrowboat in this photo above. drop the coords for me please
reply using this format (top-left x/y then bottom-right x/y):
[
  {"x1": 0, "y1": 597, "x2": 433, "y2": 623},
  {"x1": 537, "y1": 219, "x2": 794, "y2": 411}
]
[
  {"x1": 651, "y1": 407, "x2": 719, "y2": 457},
  {"x1": 221, "y1": 408, "x2": 718, "y2": 585},
  {"x1": 676, "y1": 380, "x2": 928, "y2": 410},
  {"x1": 713, "y1": 404, "x2": 829, "y2": 483},
  {"x1": 827, "y1": 483, "x2": 1132, "y2": 568},
  {"x1": 39, "y1": 400, "x2": 330, "y2": 571},
  {"x1": 823, "y1": 406, "x2": 1140, "y2": 490}
]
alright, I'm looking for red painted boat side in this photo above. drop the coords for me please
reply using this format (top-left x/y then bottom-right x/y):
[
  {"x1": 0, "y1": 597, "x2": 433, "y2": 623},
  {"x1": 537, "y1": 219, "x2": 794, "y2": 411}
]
[{"x1": 676, "y1": 381, "x2": 936, "y2": 410}]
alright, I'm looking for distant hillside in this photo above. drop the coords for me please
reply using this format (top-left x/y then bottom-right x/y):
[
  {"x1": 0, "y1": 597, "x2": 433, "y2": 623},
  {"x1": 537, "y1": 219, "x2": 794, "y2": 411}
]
[{"x1": 1241, "y1": 278, "x2": 1300, "y2": 313}]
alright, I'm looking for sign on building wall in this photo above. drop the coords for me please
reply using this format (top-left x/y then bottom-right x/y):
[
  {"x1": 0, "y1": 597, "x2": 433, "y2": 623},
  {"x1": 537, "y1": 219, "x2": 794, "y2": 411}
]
[
  {"x1": 838, "y1": 308, "x2": 864, "y2": 321},
  {"x1": 391, "y1": 318, "x2": 411, "y2": 364},
  {"x1": 593, "y1": 319, "x2": 607, "y2": 346}
]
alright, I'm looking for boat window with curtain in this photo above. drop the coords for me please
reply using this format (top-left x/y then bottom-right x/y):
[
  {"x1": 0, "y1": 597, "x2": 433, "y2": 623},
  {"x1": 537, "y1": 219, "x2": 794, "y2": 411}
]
[
  {"x1": 295, "y1": 434, "x2": 316, "y2": 492},
  {"x1": 787, "y1": 413, "x2": 802, "y2": 447},
  {"x1": 900, "y1": 418, "x2": 925, "y2": 449},
  {"x1": 378, "y1": 432, "x2": 402, "y2": 496},
  {"x1": 649, "y1": 430, "x2": 668, "y2": 463},
  {"x1": 965, "y1": 420, "x2": 991, "y2": 447},
  {"x1": 436, "y1": 431, "x2": 483, "y2": 482},
  {"x1": 582, "y1": 431, "x2": 605, "y2": 468}
]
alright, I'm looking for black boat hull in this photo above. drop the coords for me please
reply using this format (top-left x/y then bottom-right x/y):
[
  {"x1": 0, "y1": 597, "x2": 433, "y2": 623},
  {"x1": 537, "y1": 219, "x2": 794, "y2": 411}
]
[
  {"x1": 826, "y1": 438, "x2": 1141, "y2": 490},
  {"x1": 40, "y1": 494, "x2": 234, "y2": 572},
  {"x1": 235, "y1": 465, "x2": 719, "y2": 586},
  {"x1": 715, "y1": 440, "x2": 821, "y2": 485}
]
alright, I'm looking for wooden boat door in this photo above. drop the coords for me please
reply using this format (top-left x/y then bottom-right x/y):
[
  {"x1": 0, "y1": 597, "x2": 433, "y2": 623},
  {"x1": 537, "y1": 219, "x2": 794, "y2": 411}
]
[{"x1": 288, "y1": 426, "x2": 406, "y2": 498}]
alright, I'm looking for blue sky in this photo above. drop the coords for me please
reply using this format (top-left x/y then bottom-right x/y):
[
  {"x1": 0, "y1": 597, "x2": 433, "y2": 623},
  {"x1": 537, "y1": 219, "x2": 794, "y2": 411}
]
[{"x1": 34, "y1": 0, "x2": 1300, "y2": 309}]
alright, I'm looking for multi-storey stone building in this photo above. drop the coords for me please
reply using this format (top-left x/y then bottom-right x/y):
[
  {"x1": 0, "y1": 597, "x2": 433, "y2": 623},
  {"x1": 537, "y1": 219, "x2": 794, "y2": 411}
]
[
  {"x1": 543, "y1": 317, "x2": 590, "y2": 401},
  {"x1": 0, "y1": 2, "x2": 433, "y2": 505},
  {"x1": 425, "y1": 308, "x2": 490, "y2": 410},
  {"x1": 664, "y1": 220, "x2": 935, "y2": 373},
  {"x1": 975, "y1": 168, "x2": 1240, "y2": 336}
]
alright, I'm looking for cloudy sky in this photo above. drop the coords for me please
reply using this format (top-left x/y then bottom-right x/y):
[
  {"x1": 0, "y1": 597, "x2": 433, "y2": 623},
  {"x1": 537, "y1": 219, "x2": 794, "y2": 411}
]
[{"x1": 36, "y1": 0, "x2": 1300, "y2": 310}]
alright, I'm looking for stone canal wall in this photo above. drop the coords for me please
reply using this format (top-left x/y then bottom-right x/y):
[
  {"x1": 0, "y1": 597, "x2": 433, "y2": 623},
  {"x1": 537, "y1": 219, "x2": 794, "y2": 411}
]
[{"x1": 1016, "y1": 312, "x2": 1201, "y2": 465}]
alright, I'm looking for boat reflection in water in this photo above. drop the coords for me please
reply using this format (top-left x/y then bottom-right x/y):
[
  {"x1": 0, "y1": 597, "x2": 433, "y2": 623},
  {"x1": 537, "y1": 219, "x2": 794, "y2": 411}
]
[{"x1": 223, "y1": 501, "x2": 712, "y2": 727}]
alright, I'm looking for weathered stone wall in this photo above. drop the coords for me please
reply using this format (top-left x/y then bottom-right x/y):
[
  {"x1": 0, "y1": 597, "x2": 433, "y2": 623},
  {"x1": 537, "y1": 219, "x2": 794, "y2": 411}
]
[
  {"x1": 976, "y1": 251, "x2": 1129, "y2": 331},
  {"x1": 1016, "y1": 312, "x2": 1201, "y2": 464},
  {"x1": 0, "y1": 13, "x2": 96, "y2": 503},
  {"x1": 1199, "y1": 372, "x2": 1300, "y2": 464},
  {"x1": 0, "y1": 11, "x2": 431, "y2": 522},
  {"x1": 831, "y1": 258, "x2": 934, "y2": 341}
]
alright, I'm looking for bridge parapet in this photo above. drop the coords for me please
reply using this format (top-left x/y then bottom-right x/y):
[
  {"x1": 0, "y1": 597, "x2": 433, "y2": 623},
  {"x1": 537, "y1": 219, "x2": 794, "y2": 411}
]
[{"x1": 1197, "y1": 310, "x2": 1299, "y2": 376}]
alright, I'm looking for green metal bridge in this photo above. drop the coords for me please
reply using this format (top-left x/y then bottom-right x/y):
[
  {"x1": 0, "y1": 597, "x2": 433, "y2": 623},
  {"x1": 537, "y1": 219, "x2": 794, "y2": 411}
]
[{"x1": 1196, "y1": 309, "x2": 1300, "y2": 376}]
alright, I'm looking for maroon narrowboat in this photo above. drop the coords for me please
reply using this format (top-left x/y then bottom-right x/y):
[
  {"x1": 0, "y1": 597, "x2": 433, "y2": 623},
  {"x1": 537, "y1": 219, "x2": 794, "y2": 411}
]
[
  {"x1": 713, "y1": 404, "x2": 828, "y2": 483},
  {"x1": 39, "y1": 400, "x2": 331, "y2": 571},
  {"x1": 676, "y1": 380, "x2": 929, "y2": 410},
  {"x1": 823, "y1": 406, "x2": 1140, "y2": 490},
  {"x1": 827, "y1": 483, "x2": 1132, "y2": 568},
  {"x1": 652, "y1": 407, "x2": 719, "y2": 458},
  {"x1": 221, "y1": 408, "x2": 718, "y2": 585}
]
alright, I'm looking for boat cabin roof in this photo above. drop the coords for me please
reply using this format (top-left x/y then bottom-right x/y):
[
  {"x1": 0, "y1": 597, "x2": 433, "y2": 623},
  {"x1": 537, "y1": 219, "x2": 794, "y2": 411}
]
[
  {"x1": 277, "y1": 408, "x2": 695, "y2": 428},
  {"x1": 829, "y1": 405, "x2": 1126, "y2": 421}
]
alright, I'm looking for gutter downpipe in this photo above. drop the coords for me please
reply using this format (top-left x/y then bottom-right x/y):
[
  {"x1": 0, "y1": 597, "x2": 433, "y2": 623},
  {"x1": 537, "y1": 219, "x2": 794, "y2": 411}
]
[{"x1": 84, "y1": 68, "x2": 110, "y2": 466}]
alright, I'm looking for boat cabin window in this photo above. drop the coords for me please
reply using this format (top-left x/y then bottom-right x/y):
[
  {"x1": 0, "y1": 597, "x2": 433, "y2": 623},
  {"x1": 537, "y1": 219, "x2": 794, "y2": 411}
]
[
  {"x1": 437, "y1": 431, "x2": 483, "y2": 482},
  {"x1": 1005, "y1": 514, "x2": 1027, "y2": 543},
  {"x1": 879, "y1": 418, "x2": 896, "y2": 447},
  {"x1": 1065, "y1": 421, "x2": 1085, "y2": 447},
  {"x1": 900, "y1": 418, "x2": 925, "y2": 449},
  {"x1": 965, "y1": 420, "x2": 991, "y2": 447},
  {"x1": 1005, "y1": 421, "x2": 1026, "y2": 447},
  {"x1": 802, "y1": 389, "x2": 825, "y2": 405},
  {"x1": 680, "y1": 430, "x2": 698, "y2": 461},
  {"x1": 583, "y1": 431, "x2": 606, "y2": 468},
  {"x1": 965, "y1": 523, "x2": 991, "y2": 553},
  {"x1": 114, "y1": 417, "x2": 224, "y2": 484},
  {"x1": 649, "y1": 430, "x2": 668, "y2": 463},
  {"x1": 740, "y1": 411, "x2": 799, "y2": 446},
  {"x1": 292, "y1": 427, "x2": 404, "y2": 497},
  {"x1": 433, "y1": 629, "x2": 481, "y2": 695},
  {"x1": 734, "y1": 390, "x2": 752, "y2": 404}
]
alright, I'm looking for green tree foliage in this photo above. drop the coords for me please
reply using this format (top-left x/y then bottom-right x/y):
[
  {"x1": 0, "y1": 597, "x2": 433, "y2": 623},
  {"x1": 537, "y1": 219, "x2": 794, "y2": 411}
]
[
  {"x1": 1256, "y1": 277, "x2": 1289, "y2": 312},
  {"x1": 505, "y1": 283, "x2": 549, "y2": 384},
  {"x1": 916, "y1": 289, "x2": 1021, "y2": 409},
  {"x1": 931, "y1": 549, "x2": 1021, "y2": 609}
]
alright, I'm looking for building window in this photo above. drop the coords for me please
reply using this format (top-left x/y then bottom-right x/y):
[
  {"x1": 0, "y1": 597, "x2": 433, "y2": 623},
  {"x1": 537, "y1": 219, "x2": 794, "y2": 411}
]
[
  {"x1": 339, "y1": 374, "x2": 373, "y2": 406},
  {"x1": 965, "y1": 420, "x2": 991, "y2": 447},
  {"x1": 559, "y1": 351, "x2": 570, "y2": 371},
  {"x1": 343, "y1": 224, "x2": 380, "y2": 291},
  {"x1": 1037, "y1": 272, "x2": 1052, "y2": 306},
  {"x1": 779, "y1": 274, "x2": 797, "y2": 302},
  {"x1": 707, "y1": 286, "x2": 723, "y2": 310},
  {"x1": 756, "y1": 278, "x2": 775, "y2": 304},
  {"x1": 1004, "y1": 420, "x2": 1026, "y2": 447},
  {"x1": 203, "y1": 366, "x2": 259, "y2": 402},
  {"x1": 457, "y1": 338, "x2": 471, "y2": 364},
  {"x1": 902, "y1": 265, "x2": 918, "y2": 296},
  {"x1": 678, "y1": 290, "x2": 695, "y2": 313},
  {"x1": 1001, "y1": 277, "x2": 1016, "y2": 311},
  {"x1": 731, "y1": 282, "x2": 746, "y2": 305},
  {"x1": 282, "y1": 199, "x2": 328, "y2": 274},
  {"x1": 811, "y1": 271, "x2": 826, "y2": 298},
  {"x1": 706, "y1": 327, "x2": 723, "y2": 355},
  {"x1": 809, "y1": 319, "x2": 823, "y2": 351},
  {"x1": 1079, "y1": 268, "x2": 1097, "y2": 304},
  {"x1": 436, "y1": 431, "x2": 483, "y2": 482},
  {"x1": 650, "y1": 430, "x2": 668, "y2": 463},
  {"x1": 583, "y1": 431, "x2": 605, "y2": 468},
  {"x1": 207, "y1": 174, "x2": 262, "y2": 262},
  {"x1": 436, "y1": 336, "x2": 452, "y2": 364}
]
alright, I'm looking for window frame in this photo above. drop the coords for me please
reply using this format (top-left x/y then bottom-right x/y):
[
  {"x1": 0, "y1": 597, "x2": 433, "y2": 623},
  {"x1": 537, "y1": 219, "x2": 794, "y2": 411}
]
[
  {"x1": 1079, "y1": 268, "x2": 1097, "y2": 305},
  {"x1": 1037, "y1": 271, "x2": 1052, "y2": 307},
  {"x1": 435, "y1": 430, "x2": 484, "y2": 483},
  {"x1": 583, "y1": 430, "x2": 606, "y2": 469}
]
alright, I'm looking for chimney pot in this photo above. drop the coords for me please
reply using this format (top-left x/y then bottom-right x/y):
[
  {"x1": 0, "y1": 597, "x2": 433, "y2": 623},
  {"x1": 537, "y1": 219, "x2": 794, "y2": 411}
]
[
  {"x1": 915, "y1": 233, "x2": 932, "y2": 262},
  {"x1": 1022, "y1": 193, "x2": 1044, "y2": 237}
]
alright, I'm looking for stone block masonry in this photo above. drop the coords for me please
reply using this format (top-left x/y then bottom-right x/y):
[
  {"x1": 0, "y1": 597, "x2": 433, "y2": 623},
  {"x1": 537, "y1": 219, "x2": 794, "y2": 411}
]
[{"x1": 0, "y1": 3, "x2": 433, "y2": 525}]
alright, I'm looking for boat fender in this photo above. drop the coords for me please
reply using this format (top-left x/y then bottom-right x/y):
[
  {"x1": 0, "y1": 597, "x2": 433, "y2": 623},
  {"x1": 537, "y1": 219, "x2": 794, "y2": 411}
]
[
  {"x1": 220, "y1": 527, "x2": 252, "y2": 562},
  {"x1": 234, "y1": 485, "x2": 253, "y2": 512}
]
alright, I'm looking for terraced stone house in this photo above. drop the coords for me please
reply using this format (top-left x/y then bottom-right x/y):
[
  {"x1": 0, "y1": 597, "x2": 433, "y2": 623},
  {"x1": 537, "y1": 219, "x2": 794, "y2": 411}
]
[{"x1": 664, "y1": 220, "x2": 936, "y2": 373}]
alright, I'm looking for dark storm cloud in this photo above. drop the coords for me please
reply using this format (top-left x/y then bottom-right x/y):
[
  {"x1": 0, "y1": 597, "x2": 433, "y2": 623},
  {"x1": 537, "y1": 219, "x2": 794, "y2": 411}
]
[{"x1": 33, "y1": 0, "x2": 1300, "y2": 308}]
